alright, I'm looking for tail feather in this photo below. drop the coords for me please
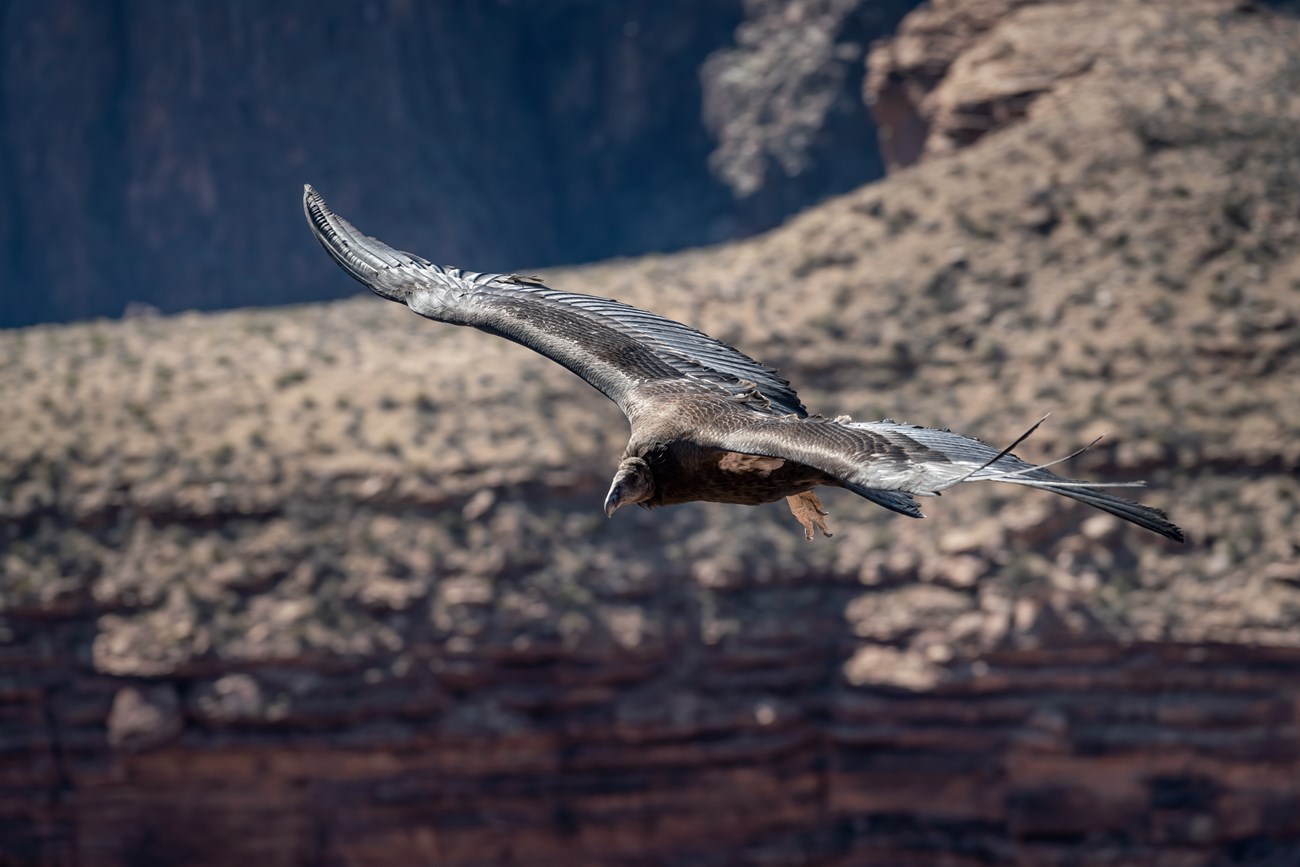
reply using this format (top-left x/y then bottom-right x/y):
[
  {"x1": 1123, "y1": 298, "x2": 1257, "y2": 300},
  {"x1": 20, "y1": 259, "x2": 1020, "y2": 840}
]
[
  {"x1": 1017, "y1": 480, "x2": 1183, "y2": 541},
  {"x1": 849, "y1": 419, "x2": 1185, "y2": 542}
]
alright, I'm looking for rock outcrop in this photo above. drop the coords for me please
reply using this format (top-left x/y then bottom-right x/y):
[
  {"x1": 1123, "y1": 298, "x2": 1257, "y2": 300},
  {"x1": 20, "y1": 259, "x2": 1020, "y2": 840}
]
[
  {"x1": 3, "y1": 1, "x2": 1300, "y2": 864},
  {"x1": 866, "y1": 0, "x2": 1298, "y2": 171}
]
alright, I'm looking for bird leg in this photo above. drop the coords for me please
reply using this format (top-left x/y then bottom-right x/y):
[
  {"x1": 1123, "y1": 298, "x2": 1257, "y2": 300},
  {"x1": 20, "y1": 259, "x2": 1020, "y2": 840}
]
[{"x1": 786, "y1": 491, "x2": 832, "y2": 540}]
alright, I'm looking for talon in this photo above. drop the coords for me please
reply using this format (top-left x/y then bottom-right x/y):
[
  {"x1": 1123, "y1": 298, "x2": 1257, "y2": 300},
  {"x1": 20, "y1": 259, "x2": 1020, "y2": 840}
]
[{"x1": 786, "y1": 491, "x2": 832, "y2": 540}]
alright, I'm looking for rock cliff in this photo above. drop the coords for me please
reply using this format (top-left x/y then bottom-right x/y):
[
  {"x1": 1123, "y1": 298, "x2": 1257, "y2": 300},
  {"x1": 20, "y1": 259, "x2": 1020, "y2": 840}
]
[
  {"x1": 0, "y1": 0, "x2": 915, "y2": 329},
  {"x1": 867, "y1": 0, "x2": 1300, "y2": 170},
  {"x1": 3, "y1": 1, "x2": 1300, "y2": 864}
]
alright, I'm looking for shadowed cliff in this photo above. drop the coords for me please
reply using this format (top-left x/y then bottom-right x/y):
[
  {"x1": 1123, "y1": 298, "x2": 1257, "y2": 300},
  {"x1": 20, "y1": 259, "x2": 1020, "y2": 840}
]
[{"x1": 0, "y1": 0, "x2": 917, "y2": 328}]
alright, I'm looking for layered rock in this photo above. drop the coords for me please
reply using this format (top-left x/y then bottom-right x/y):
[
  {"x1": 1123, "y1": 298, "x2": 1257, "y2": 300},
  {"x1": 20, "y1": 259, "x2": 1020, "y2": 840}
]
[{"x1": 3, "y1": 0, "x2": 1300, "y2": 864}]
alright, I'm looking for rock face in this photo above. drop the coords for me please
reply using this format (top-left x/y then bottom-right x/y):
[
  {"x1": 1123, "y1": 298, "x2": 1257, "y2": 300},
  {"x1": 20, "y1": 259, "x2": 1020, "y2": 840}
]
[
  {"x1": 867, "y1": 0, "x2": 1300, "y2": 170},
  {"x1": 865, "y1": 0, "x2": 1038, "y2": 170},
  {"x1": 3, "y1": 0, "x2": 1300, "y2": 864},
  {"x1": 0, "y1": 0, "x2": 917, "y2": 329}
]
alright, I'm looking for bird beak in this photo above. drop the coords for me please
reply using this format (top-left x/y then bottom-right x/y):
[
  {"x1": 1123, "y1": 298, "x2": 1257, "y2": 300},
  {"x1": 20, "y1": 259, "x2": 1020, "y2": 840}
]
[
  {"x1": 604, "y1": 460, "x2": 651, "y2": 518},
  {"x1": 603, "y1": 481, "x2": 624, "y2": 518}
]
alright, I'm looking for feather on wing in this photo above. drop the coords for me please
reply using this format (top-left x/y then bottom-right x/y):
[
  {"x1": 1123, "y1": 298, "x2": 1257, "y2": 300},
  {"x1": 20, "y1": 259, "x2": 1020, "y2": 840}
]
[
  {"x1": 693, "y1": 415, "x2": 1184, "y2": 541},
  {"x1": 304, "y1": 185, "x2": 806, "y2": 416}
]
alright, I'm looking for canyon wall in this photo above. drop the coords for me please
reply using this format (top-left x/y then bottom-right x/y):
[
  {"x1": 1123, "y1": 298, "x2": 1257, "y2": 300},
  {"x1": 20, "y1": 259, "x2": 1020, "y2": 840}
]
[
  {"x1": 2, "y1": 1, "x2": 1299, "y2": 864},
  {"x1": 0, "y1": 0, "x2": 916, "y2": 328}
]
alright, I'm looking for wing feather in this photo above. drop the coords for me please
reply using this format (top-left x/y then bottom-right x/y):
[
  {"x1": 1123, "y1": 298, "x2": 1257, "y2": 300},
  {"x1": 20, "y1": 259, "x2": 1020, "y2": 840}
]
[
  {"x1": 472, "y1": 281, "x2": 806, "y2": 415},
  {"x1": 304, "y1": 185, "x2": 806, "y2": 416},
  {"x1": 693, "y1": 415, "x2": 1184, "y2": 541}
]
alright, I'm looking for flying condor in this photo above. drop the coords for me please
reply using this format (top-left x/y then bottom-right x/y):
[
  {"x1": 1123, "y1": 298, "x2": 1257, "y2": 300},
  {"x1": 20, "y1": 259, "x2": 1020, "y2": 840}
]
[{"x1": 303, "y1": 185, "x2": 1183, "y2": 543}]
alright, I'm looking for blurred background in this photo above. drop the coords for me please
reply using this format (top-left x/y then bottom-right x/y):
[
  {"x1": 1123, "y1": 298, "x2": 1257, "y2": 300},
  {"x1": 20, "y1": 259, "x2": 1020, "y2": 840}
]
[
  {"x1": 1, "y1": 0, "x2": 914, "y2": 329},
  {"x1": 2, "y1": 1, "x2": 1300, "y2": 865}
]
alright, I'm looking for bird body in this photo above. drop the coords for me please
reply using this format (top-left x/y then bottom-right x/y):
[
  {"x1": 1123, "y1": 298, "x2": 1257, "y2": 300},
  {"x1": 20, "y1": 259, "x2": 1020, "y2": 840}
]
[
  {"x1": 620, "y1": 389, "x2": 837, "y2": 509},
  {"x1": 304, "y1": 185, "x2": 1184, "y2": 543}
]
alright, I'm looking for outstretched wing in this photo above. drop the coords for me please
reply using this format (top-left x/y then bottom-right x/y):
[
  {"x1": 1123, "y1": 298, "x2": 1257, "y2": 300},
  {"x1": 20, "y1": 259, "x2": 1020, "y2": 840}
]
[
  {"x1": 694, "y1": 415, "x2": 1185, "y2": 541},
  {"x1": 303, "y1": 185, "x2": 807, "y2": 417}
]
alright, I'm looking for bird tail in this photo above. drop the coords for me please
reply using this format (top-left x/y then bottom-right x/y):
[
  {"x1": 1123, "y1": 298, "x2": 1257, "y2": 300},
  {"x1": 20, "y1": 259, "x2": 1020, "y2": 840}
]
[{"x1": 848, "y1": 416, "x2": 1185, "y2": 542}]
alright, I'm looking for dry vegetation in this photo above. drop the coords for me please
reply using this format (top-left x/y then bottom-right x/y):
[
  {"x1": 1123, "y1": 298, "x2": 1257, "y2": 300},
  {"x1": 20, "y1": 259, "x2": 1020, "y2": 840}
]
[{"x1": 1, "y1": 0, "x2": 1298, "y2": 687}]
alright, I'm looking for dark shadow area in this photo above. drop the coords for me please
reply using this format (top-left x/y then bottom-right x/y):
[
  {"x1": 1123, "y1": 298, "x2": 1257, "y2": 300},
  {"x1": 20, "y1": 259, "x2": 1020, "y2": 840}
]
[{"x1": 0, "y1": 0, "x2": 921, "y2": 329}]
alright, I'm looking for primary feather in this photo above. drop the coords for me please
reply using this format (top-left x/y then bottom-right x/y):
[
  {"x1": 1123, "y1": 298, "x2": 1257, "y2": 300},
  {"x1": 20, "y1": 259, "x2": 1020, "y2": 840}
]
[{"x1": 305, "y1": 185, "x2": 806, "y2": 416}]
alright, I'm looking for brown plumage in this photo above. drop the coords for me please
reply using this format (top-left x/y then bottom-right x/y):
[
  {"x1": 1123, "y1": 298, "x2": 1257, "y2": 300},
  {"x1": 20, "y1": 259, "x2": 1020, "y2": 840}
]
[{"x1": 303, "y1": 185, "x2": 1184, "y2": 543}]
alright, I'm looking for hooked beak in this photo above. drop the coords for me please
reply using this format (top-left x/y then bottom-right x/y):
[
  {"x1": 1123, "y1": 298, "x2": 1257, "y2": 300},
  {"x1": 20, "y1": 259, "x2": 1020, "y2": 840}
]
[
  {"x1": 603, "y1": 481, "x2": 624, "y2": 518},
  {"x1": 604, "y1": 458, "x2": 652, "y2": 518}
]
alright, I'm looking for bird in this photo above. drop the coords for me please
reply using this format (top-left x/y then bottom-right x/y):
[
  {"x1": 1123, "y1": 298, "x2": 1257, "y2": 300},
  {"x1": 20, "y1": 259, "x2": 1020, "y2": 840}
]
[{"x1": 303, "y1": 185, "x2": 1184, "y2": 543}]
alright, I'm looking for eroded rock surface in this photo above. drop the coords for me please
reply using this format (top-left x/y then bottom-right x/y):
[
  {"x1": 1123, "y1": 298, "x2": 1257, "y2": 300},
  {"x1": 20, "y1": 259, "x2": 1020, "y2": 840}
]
[{"x1": 866, "y1": 0, "x2": 1281, "y2": 171}]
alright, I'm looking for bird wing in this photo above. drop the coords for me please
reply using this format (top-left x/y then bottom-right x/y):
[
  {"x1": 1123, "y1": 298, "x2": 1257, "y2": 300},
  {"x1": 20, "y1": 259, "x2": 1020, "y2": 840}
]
[
  {"x1": 692, "y1": 415, "x2": 1185, "y2": 541},
  {"x1": 304, "y1": 185, "x2": 807, "y2": 417}
]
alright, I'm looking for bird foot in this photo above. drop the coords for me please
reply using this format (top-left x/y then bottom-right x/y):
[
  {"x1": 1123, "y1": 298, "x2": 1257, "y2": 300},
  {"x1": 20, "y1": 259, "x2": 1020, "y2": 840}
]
[{"x1": 787, "y1": 491, "x2": 832, "y2": 540}]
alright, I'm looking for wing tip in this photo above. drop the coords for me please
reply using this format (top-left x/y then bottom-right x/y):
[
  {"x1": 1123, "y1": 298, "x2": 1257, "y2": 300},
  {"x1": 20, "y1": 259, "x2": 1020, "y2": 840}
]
[
  {"x1": 302, "y1": 183, "x2": 334, "y2": 243},
  {"x1": 301, "y1": 184, "x2": 393, "y2": 291},
  {"x1": 1150, "y1": 509, "x2": 1187, "y2": 544},
  {"x1": 303, "y1": 182, "x2": 322, "y2": 214}
]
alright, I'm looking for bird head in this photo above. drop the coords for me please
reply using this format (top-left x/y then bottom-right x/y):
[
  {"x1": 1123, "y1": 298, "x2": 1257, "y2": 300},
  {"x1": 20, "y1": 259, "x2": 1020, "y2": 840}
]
[{"x1": 604, "y1": 458, "x2": 655, "y2": 517}]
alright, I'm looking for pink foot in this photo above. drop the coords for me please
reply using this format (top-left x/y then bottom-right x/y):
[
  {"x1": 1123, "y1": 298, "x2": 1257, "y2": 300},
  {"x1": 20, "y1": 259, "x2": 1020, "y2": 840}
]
[{"x1": 787, "y1": 491, "x2": 832, "y2": 540}]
